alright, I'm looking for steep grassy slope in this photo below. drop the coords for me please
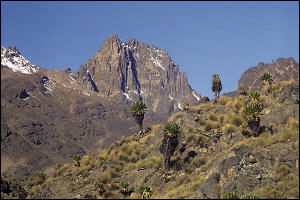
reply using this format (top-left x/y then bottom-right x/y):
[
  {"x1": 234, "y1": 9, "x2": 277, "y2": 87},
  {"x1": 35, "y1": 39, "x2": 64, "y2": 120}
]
[{"x1": 2, "y1": 80, "x2": 298, "y2": 199}]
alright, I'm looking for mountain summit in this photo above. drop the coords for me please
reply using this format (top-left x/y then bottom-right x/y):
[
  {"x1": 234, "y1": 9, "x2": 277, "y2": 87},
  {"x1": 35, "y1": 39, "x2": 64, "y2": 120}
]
[{"x1": 74, "y1": 34, "x2": 207, "y2": 120}]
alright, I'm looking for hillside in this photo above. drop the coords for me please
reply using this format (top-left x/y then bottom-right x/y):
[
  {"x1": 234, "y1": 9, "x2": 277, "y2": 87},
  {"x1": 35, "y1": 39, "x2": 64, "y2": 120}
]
[{"x1": 3, "y1": 79, "x2": 298, "y2": 199}]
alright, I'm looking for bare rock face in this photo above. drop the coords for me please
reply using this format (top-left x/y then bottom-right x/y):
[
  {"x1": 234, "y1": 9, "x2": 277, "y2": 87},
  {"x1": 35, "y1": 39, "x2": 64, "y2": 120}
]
[
  {"x1": 74, "y1": 34, "x2": 206, "y2": 120},
  {"x1": 239, "y1": 57, "x2": 299, "y2": 92},
  {"x1": 223, "y1": 57, "x2": 299, "y2": 97}
]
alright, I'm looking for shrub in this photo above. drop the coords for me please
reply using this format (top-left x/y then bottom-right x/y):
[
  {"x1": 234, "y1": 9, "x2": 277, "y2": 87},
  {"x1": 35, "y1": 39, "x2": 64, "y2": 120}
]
[
  {"x1": 240, "y1": 121, "x2": 248, "y2": 129},
  {"x1": 139, "y1": 185, "x2": 152, "y2": 199},
  {"x1": 131, "y1": 101, "x2": 147, "y2": 115},
  {"x1": 248, "y1": 91, "x2": 261, "y2": 102},
  {"x1": 164, "y1": 122, "x2": 179, "y2": 137},
  {"x1": 260, "y1": 72, "x2": 273, "y2": 84}
]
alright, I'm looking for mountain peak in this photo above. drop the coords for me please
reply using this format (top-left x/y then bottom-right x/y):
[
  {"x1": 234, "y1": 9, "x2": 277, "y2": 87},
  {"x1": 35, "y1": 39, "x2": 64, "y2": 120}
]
[{"x1": 1, "y1": 45, "x2": 39, "y2": 74}]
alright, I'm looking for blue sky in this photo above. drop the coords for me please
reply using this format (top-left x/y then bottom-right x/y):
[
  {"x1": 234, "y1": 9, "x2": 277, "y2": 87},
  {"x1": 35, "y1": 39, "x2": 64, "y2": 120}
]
[{"x1": 1, "y1": 1, "x2": 299, "y2": 99}]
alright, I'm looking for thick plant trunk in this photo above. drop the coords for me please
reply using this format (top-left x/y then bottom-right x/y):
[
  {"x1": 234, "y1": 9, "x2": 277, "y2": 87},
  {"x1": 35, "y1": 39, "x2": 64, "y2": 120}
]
[
  {"x1": 247, "y1": 117, "x2": 260, "y2": 137},
  {"x1": 134, "y1": 113, "x2": 144, "y2": 131},
  {"x1": 164, "y1": 138, "x2": 171, "y2": 170}
]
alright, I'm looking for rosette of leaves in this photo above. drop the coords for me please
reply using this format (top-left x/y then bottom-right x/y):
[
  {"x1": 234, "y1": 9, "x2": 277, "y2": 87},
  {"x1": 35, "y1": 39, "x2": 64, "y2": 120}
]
[
  {"x1": 131, "y1": 101, "x2": 147, "y2": 131},
  {"x1": 240, "y1": 121, "x2": 248, "y2": 129},
  {"x1": 163, "y1": 123, "x2": 179, "y2": 138},
  {"x1": 183, "y1": 103, "x2": 190, "y2": 111},
  {"x1": 120, "y1": 181, "x2": 129, "y2": 194},
  {"x1": 243, "y1": 102, "x2": 263, "y2": 122},
  {"x1": 240, "y1": 193, "x2": 259, "y2": 199},
  {"x1": 222, "y1": 192, "x2": 239, "y2": 199},
  {"x1": 139, "y1": 185, "x2": 152, "y2": 199},
  {"x1": 238, "y1": 85, "x2": 247, "y2": 95},
  {"x1": 248, "y1": 91, "x2": 261, "y2": 102},
  {"x1": 37, "y1": 172, "x2": 46, "y2": 184},
  {"x1": 260, "y1": 72, "x2": 273, "y2": 84},
  {"x1": 72, "y1": 154, "x2": 82, "y2": 167},
  {"x1": 96, "y1": 183, "x2": 105, "y2": 194}
]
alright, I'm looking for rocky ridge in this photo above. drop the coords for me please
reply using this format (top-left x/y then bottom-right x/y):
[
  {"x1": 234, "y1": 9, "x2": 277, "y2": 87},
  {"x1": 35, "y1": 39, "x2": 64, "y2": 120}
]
[{"x1": 224, "y1": 57, "x2": 299, "y2": 97}]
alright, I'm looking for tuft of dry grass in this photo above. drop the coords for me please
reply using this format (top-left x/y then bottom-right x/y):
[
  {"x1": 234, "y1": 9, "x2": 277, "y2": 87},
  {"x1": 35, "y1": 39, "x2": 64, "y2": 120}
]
[
  {"x1": 168, "y1": 111, "x2": 186, "y2": 122},
  {"x1": 222, "y1": 123, "x2": 236, "y2": 135},
  {"x1": 256, "y1": 164, "x2": 299, "y2": 199},
  {"x1": 191, "y1": 102, "x2": 215, "y2": 112},
  {"x1": 209, "y1": 113, "x2": 218, "y2": 121},
  {"x1": 28, "y1": 185, "x2": 41, "y2": 198},
  {"x1": 204, "y1": 120, "x2": 220, "y2": 132},
  {"x1": 217, "y1": 96, "x2": 232, "y2": 106},
  {"x1": 218, "y1": 114, "x2": 227, "y2": 124},
  {"x1": 229, "y1": 115, "x2": 243, "y2": 127}
]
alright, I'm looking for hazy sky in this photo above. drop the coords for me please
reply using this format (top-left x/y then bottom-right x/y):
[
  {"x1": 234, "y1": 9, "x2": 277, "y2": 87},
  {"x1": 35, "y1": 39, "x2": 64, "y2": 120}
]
[{"x1": 1, "y1": 1, "x2": 299, "y2": 99}]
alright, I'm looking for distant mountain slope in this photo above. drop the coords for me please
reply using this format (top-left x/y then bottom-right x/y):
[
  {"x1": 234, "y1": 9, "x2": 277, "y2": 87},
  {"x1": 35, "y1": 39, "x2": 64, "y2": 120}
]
[
  {"x1": 1, "y1": 46, "x2": 137, "y2": 177},
  {"x1": 74, "y1": 34, "x2": 208, "y2": 121}
]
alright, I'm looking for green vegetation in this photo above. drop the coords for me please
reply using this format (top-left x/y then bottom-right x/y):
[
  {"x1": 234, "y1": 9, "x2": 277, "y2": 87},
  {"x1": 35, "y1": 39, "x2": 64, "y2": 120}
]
[
  {"x1": 37, "y1": 172, "x2": 46, "y2": 184},
  {"x1": 238, "y1": 85, "x2": 247, "y2": 95},
  {"x1": 95, "y1": 182, "x2": 105, "y2": 195},
  {"x1": 240, "y1": 121, "x2": 248, "y2": 129},
  {"x1": 248, "y1": 91, "x2": 261, "y2": 102},
  {"x1": 183, "y1": 103, "x2": 190, "y2": 111},
  {"x1": 139, "y1": 185, "x2": 152, "y2": 199},
  {"x1": 260, "y1": 72, "x2": 273, "y2": 84},
  {"x1": 163, "y1": 123, "x2": 179, "y2": 137},
  {"x1": 72, "y1": 154, "x2": 82, "y2": 167},
  {"x1": 120, "y1": 181, "x2": 129, "y2": 193},
  {"x1": 211, "y1": 74, "x2": 222, "y2": 100},
  {"x1": 131, "y1": 101, "x2": 147, "y2": 131},
  {"x1": 223, "y1": 192, "x2": 259, "y2": 199},
  {"x1": 222, "y1": 191, "x2": 239, "y2": 199},
  {"x1": 243, "y1": 102, "x2": 263, "y2": 122}
]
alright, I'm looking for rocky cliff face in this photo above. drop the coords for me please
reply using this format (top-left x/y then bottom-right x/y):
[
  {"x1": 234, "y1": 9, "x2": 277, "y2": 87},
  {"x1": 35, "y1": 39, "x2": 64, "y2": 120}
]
[
  {"x1": 239, "y1": 57, "x2": 299, "y2": 91},
  {"x1": 224, "y1": 57, "x2": 299, "y2": 97},
  {"x1": 74, "y1": 34, "x2": 207, "y2": 120}
]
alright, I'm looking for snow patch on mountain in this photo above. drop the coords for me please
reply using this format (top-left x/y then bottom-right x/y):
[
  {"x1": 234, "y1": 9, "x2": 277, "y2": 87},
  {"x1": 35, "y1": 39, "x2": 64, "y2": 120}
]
[
  {"x1": 192, "y1": 91, "x2": 201, "y2": 101},
  {"x1": 1, "y1": 46, "x2": 39, "y2": 74}
]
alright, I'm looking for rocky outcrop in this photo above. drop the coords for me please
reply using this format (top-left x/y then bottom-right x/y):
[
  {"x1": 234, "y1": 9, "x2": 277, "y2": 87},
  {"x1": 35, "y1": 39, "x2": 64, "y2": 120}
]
[
  {"x1": 239, "y1": 57, "x2": 299, "y2": 92},
  {"x1": 74, "y1": 34, "x2": 206, "y2": 120},
  {"x1": 224, "y1": 57, "x2": 299, "y2": 97},
  {"x1": 1, "y1": 178, "x2": 27, "y2": 199}
]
